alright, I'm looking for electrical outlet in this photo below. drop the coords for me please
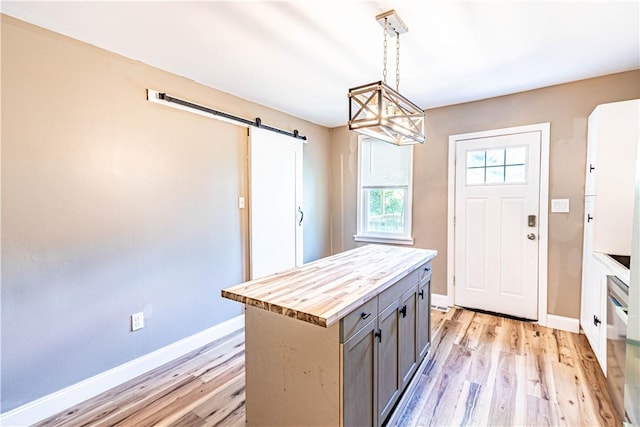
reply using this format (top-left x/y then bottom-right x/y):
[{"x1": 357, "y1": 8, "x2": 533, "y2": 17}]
[{"x1": 131, "y1": 312, "x2": 144, "y2": 331}]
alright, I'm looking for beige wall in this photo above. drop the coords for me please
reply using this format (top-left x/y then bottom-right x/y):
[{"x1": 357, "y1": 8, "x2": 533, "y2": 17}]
[
  {"x1": 1, "y1": 14, "x2": 331, "y2": 411},
  {"x1": 330, "y1": 70, "x2": 640, "y2": 319}
]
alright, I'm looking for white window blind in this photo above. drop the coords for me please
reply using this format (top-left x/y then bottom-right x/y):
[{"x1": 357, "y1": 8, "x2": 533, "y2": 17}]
[{"x1": 361, "y1": 139, "x2": 412, "y2": 187}]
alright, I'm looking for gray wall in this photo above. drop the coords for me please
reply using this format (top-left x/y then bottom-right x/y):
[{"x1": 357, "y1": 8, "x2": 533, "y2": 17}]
[{"x1": 1, "y1": 15, "x2": 331, "y2": 412}]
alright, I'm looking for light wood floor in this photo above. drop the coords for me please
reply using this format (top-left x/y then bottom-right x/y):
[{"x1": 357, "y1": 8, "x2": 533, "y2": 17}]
[
  {"x1": 35, "y1": 307, "x2": 619, "y2": 426},
  {"x1": 395, "y1": 308, "x2": 620, "y2": 426}
]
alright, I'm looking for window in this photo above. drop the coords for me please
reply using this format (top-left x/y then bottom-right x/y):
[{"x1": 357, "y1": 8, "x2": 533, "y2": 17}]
[
  {"x1": 356, "y1": 137, "x2": 414, "y2": 244},
  {"x1": 466, "y1": 146, "x2": 527, "y2": 185}
]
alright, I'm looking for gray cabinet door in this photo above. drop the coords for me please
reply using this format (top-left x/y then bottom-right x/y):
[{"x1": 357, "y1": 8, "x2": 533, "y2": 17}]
[
  {"x1": 399, "y1": 286, "x2": 418, "y2": 389},
  {"x1": 343, "y1": 319, "x2": 378, "y2": 427},
  {"x1": 417, "y1": 278, "x2": 431, "y2": 360},
  {"x1": 377, "y1": 301, "x2": 400, "y2": 424}
]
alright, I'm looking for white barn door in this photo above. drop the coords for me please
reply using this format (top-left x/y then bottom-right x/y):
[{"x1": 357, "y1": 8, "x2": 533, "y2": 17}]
[{"x1": 249, "y1": 127, "x2": 303, "y2": 279}]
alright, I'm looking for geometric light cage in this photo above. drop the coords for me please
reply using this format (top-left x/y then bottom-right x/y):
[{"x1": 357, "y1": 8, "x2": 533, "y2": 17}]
[{"x1": 348, "y1": 80, "x2": 425, "y2": 145}]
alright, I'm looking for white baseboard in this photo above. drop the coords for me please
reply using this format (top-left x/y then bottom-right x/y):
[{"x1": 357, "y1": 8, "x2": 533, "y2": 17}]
[
  {"x1": 0, "y1": 315, "x2": 244, "y2": 427},
  {"x1": 431, "y1": 293, "x2": 450, "y2": 308},
  {"x1": 545, "y1": 314, "x2": 579, "y2": 333}
]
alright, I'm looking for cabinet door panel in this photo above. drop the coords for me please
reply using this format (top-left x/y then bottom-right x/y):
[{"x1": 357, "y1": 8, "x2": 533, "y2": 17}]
[
  {"x1": 344, "y1": 319, "x2": 377, "y2": 427},
  {"x1": 399, "y1": 287, "x2": 418, "y2": 389},
  {"x1": 580, "y1": 197, "x2": 595, "y2": 340},
  {"x1": 377, "y1": 301, "x2": 400, "y2": 424},
  {"x1": 417, "y1": 278, "x2": 431, "y2": 360}
]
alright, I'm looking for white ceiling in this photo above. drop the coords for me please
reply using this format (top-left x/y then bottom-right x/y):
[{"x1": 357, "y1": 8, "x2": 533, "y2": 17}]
[{"x1": 2, "y1": 1, "x2": 639, "y2": 128}]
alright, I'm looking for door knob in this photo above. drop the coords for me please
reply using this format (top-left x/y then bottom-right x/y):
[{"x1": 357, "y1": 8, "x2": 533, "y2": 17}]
[{"x1": 527, "y1": 233, "x2": 536, "y2": 240}]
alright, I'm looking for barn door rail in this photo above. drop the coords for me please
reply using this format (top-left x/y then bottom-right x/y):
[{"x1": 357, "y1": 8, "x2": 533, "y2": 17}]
[{"x1": 146, "y1": 89, "x2": 307, "y2": 141}]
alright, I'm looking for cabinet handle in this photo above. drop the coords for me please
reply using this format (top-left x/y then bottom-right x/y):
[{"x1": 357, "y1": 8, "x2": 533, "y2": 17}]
[
  {"x1": 424, "y1": 267, "x2": 431, "y2": 272},
  {"x1": 360, "y1": 312, "x2": 371, "y2": 320},
  {"x1": 589, "y1": 164, "x2": 595, "y2": 173},
  {"x1": 418, "y1": 290, "x2": 424, "y2": 299},
  {"x1": 400, "y1": 305, "x2": 407, "y2": 318},
  {"x1": 374, "y1": 329, "x2": 382, "y2": 343},
  {"x1": 587, "y1": 214, "x2": 594, "y2": 223},
  {"x1": 593, "y1": 315, "x2": 601, "y2": 326}
]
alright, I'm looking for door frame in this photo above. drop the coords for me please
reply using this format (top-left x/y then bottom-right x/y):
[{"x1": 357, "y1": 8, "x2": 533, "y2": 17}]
[{"x1": 446, "y1": 123, "x2": 550, "y2": 326}]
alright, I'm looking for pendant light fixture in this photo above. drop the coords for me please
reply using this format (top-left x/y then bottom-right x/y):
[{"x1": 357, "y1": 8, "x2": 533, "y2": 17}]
[{"x1": 348, "y1": 9, "x2": 425, "y2": 145}]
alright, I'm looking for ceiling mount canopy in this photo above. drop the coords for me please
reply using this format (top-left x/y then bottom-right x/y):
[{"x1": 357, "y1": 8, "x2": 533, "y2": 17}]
[{"x1": 348, "y1": 9, "x2": 425, "y2": 146}]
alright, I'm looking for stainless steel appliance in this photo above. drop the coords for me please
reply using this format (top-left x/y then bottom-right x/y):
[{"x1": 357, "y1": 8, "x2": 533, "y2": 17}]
[{"x1": 606, "y1": 275, "x2": 629, "y2": 422}]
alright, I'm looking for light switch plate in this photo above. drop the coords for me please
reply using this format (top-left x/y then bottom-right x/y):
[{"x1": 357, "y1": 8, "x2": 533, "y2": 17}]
[{"x1": 551, "y1": 198, "x2": 570, "y2": 213}]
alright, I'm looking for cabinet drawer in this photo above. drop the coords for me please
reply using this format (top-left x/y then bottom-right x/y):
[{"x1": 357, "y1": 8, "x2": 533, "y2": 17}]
[
  {"x1": 341, "y1": 297, "x2": 377, "y2": 342},
  {"x1": 379, "y1": 268, "x2": 420, "y2": 312}
]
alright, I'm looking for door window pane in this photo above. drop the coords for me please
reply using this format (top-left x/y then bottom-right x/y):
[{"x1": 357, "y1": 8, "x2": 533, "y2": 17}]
[
  {"x1": 467, "y1": 150, "x2": 486, "y2": 167},
  {"x1": 486, "y1": 149, "x2": 504, "y2": 166},
  {"x1": 505, "y1": 165, "x2": 526, "y2": 183},
  {"x1": 506, "y1": 146, "x2": 527, "y2": 164},
  {"x1": 486, "y1": 166, "x2": 505, "y2": 183},
  {"x1": 465, "y1": 146, "x2": 527, "y2": 185},
  {"x1": 466, "y1": 168, "x2": 485, "y2": 185}
]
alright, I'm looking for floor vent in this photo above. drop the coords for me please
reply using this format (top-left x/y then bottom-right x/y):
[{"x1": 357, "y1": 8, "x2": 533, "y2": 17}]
[{"x1": 431, "y1": 304, "x2": 450, "y2": 313}]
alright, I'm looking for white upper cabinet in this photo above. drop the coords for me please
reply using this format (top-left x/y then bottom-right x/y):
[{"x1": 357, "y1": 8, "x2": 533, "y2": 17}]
[{"x1": 587, "y1": 99, "x2": 640, "y2": 255}]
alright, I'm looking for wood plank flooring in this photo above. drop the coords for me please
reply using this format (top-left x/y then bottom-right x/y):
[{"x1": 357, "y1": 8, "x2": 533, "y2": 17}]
[
  {"x1": 35, "y1": 308, "x2": 620, "y2": 426},
  {"x1": 395, "y1": 308, "x2": 620, "y2": 427}
]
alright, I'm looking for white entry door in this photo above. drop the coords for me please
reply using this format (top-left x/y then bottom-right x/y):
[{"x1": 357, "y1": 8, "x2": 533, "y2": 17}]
[
  {"x1": 249, "y1": 127, "x2": 303, "y2": 279},
  {"x1": 454, "y1": 130, "x2": 541, "y2": 320}
]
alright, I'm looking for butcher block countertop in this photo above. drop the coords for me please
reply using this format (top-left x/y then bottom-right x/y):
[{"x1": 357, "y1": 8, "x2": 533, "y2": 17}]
[{"x1": 221, "y1": 244, "x2": 437, "y2": 328}]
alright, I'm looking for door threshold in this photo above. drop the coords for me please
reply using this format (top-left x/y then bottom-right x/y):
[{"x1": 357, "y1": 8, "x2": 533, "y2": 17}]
[{"x1": 456, "y1": 305, "x2": 536, "y2": 322}]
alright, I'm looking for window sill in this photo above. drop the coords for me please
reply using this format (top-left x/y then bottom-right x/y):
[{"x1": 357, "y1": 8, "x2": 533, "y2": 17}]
[{"x1": 353, "y1": 234, "x2": 414, "y2": 246}]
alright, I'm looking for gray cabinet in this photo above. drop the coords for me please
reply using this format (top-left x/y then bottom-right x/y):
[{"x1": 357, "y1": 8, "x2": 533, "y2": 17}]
[
  {"x1": 377, "y1": 300, "x2": 401, "y2": 422},
  {"x1": 343, "y1": 319, "x2": 378, "y2": 427},
  {"x1": 399, "y1": 286, "x2": 418, "y2": 389},
  {"x1": 417, "y1": 276, "x2": 432, "y2": 360},
  {"x1": 342, "y1": 260, "x2": 432, "y2": 427}
]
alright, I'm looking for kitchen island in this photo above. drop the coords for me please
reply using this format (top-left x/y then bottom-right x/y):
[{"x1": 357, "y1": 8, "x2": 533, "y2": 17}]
[{"x1": 221, "y1": 244, "x2": 437, "y2": 427}]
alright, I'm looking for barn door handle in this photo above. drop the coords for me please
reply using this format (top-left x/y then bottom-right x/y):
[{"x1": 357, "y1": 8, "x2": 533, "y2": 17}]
[
  {"x1": 374, "y1": 329, "x2": 382, "y2": 342},
  {"x1": 419, "y1": 290, "x2": 424, "y2": 299},
  {"x1": 400, "y1": 305, "x2": 407, "y2": 318},
  {"x1": 298, "y1": 207, "x2": 304, "y2": 226}
]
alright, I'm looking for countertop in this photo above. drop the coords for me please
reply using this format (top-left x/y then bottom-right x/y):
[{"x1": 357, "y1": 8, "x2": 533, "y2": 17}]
[
  {"x1": 221, "y1": 244, "x2": 437, "y2": 327},
  {"x1": 593, "y1": 252, "x2": 631, "y2": 284}
]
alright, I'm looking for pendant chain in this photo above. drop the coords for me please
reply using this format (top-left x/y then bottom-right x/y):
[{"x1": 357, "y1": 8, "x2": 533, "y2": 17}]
[
  {"x1": 383, "y1": 18, "x2": 388, "y2": 85},
  {"x1": 396, "y1": 32, "x2": 400, "y2": 91},
  {"x1": 382, "y1": 17, "x2": 401, "y2": 91}
]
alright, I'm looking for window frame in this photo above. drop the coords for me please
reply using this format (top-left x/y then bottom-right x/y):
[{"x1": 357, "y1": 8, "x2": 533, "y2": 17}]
[{"x1": 354, "y1": 136, "x2": 414, "y2": 245}]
